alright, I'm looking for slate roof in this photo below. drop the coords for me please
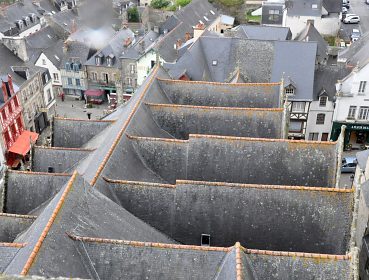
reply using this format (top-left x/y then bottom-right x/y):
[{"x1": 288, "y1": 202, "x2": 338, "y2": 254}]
[
  {"x1": 287, "y1": 0, "x2": 340, "y2": 16},
  {"x1": 85, "y1": 28, "x2": 135, "y2": 68},
  {"x1": 60, "y1": 40, "x2": 92, "y2": 67},
  {"x1": 295, "y1": 22, "x2": 328, "y2": 63},
  {"x1": 0, "y1": 66, "x2": 355, "y2": 279},
  {"x1": 234, "y1": 25, "x2": 292, "y2": 41},
  {"x1": 164, "y1": 36, "x2": 317, "y2": 101},
  {"x1": 339, "y1": 31, "x2": 369, "y2": 67},
  {"x1": 120, "y1": 30, "x2": 160, "y2": 60}
]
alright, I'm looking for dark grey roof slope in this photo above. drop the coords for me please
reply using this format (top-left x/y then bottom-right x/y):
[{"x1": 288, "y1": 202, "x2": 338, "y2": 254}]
[
  {"x1": 357, "y1": 149, "x2": 369, "y2": 171},
  {"x1": 32, "y1": 146, "x2": 93, "y2": 173},
  {"x1": 0, "y1": 246, "x2": 22, "y2": 273},
  {"x1": 339, "y1": 31, "x2": 369, "y2": 67},
  {"x1": 5, "y1": 171, "x2": 71, "y2": 215},
  {"x1": 5, "y1": 173, "x2": 175, "y2": 277},
  {"x1": 0, "y1": 214, "x2": 36, "y2": 243},
  {"x1": 235, "y1": 25, "x2": 292, "y2": 41},
  {"x1": 295, "y1": 23, "x2": 328, "y2": 63},
  {"x1": 120, "y1": 30, "x2": 159, "y2": 60},
  {"x1": 53, "y1": 118, "x2": 115, "y2": 148},
  {"x1": 313, "y1": 64, "x2": 351, "y2": 101},
  {"x1": 60, "y1": 40, "x2": 92, "y2": 67},
  {"x1": 164, "y1": 37, "x2": 317, "y2": 101},
  {"x1": 287, "y1": 0, "x2": 322, "y2": 17}
]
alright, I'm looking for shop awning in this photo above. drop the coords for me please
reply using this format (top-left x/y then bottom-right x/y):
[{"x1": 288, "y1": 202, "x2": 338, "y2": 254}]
[
  {"x1": 85, "y1": 89, "x2": 104, "y2": 97},
  {"x1": 8, "y1": 130, "x2": 39, "y2": 156}
]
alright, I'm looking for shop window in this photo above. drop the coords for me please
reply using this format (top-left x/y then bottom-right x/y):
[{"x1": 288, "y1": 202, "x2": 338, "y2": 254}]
[
  {"x1": 319, "y1": 96, "x2": 327, "y2": 107},
  {"x1": 359, "y1": 107, "x2": 369, "y2": 120},
  {"x1": 348, "y1": 106, "x2": 357, "y2": 119},
  {"x1": 316, "y1": 113, "x2": 325, "y2": 125},
  {"x1": 308, "y1": 133, "x2": 319, "y2": 141}
]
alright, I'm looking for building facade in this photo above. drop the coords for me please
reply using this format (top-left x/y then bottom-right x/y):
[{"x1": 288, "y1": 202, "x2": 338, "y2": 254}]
[{"x1": 332, "y1": 63, "x2": 369, "y2": 149}]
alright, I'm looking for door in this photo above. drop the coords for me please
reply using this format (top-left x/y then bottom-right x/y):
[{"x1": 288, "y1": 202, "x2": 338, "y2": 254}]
[{"x1": 321, "y1": 133, "x2": 329, "y2": 141}]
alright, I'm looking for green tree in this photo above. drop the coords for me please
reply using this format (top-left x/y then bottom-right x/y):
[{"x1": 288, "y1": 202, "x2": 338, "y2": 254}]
[
  {"x1": 150, "y1": 0, "x2": 170, "y2": 9},
  {"x1": 176, "y1": 0, "x2": 191, "y2": 7},
  {"x1": 127, "y1": 7, "x2": 139, "y2": 22}
]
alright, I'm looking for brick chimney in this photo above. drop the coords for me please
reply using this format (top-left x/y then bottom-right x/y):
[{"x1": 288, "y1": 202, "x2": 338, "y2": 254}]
[
  {"x1": 185, "y1": 32, "x2": 192, "y2": 42},
  {"x1": 194, "y1": 23, "x2": 205, "y2": 40},
  {"x1": 175, "y1": 39, "x2": 183, "y2": 50},
  {"x1": 124, "y1": 37, "x2": 132, "y2": 47},
  {"x1": 63, "y1": 40, "x2": 69, "y2": 53}
]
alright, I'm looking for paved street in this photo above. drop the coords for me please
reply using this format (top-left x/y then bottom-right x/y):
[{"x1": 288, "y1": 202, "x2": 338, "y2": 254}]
[{"x1": 340, "y1": 0, "x2": 369, "y2": 41}]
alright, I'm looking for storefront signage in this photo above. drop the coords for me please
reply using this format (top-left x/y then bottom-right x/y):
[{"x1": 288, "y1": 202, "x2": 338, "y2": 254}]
[{"x1": 350, "y1": 125, "x2": 369, "y2": 131}]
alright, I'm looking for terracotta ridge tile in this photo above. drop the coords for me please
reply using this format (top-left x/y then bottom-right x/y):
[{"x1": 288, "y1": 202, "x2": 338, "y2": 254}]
[
  {"x1": 20, "y1": 171, "x2": 78, "y2": 275},
  {"x1": 126, "y1": 134, "x2": 188, "y2": 143},
  {"x1": 235, "y1": 242, "x2": 243, "y2": 280},
  {"x1": 34, "y1": 146, "x2": 95, "y2": 151},
  {"x1": 7, "y1": 170, "x2": 71, "y2": 176},
  {"x1": 176, "y1": 180, "x2": 354, "y2": 193},
  {"x1": 0, "y1": 242, "x2": 27, "y2": 248},
  {"x1": 0, "y1": 213, "x2": 37, "y2": 219},
  {"x1": 54, "y1": 117, "x2": 116, "y2": 123},
  {"x1": 67, "y1": 234, "x2": 231, "y2": 252},
  {"x1": 103, "y1": 177, "x2": 175, "y2": 188},
  {"x1": 145, "y1": 102, "x2": 284, "y2": 112},
  {"x1": 155, "y1": 22, "x2": 183, "y2": 48},
  {"x1": 189, "y1": 134, "x2": 338, "y2": 145},
  {"x1": 241, "y1": 247, "x2": 351, "y2": 260},
  {"x1": 157, "y1": 77, "x2": 281, "y2": 87},
  {"x1": 90, "y1": 66, "x2": 160, "y2": 186}
]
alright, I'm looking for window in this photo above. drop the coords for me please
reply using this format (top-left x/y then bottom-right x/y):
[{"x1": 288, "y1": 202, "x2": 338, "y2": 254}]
[
  {"x1": 321, "y1": 133, "x2": 329, "y2": 141},
  {"x1": 348, "y1": 106, "x2": 357, "y2": 119},
  {"x1": 65, "y1": 62, "x2": 71, "y2": 71},
  {"x1": 8, "y1": 102, "x2": 13, "y2": 114},
  {"x1": 359, "y1": 106, "x2": 369, "y2": 120},
  {"x1": 102, "y1": 73, "x2": 109, "y2": 83},
  {"x1": 359, "y1": 81, "x2": 367, "y2": 93},
  {"x1": 42, "y1": 59, "x2": 46, "y2": 65},
  {"x1": 91, "y1": 72, "x2": 97, "y2": 80},
  {"x1": 316, "y1": 113, "x2": 325, "y2": 125},
  {"x1": 95, "y1": 56, "x2": 101, "y2": 65},
  {"x1": 312, "y1": 4, "x2": 318, "y2": 8},
  {"x1": 67, "y1": 78, "x2": 72, "y2": 85},
  {"x1": 269, "y1": 9, "x2": 280, "y2": 14},
  {"x1": 14, "y1": 96, "x2": 19, "y2": 107},
  {"x1": 75, "y1": 78, "x2": 81, "y2": 86},
  {"x1": 1, "y1": 110, "x2": 7, "y2": 122},
  {"x1": 319, "y1": 96, "x2": 327, "y2": 107},
  {"x1": 285, "y1": 88, "x2": 294, "y2": 95},
  {"x1": 127, "y1": 77, "x2": 132, "y2": 86},
  {"x1": 289, "y1": 120, "x2": 303, "y2": 132},
  {"x1": 309, "y1": 133, "x2": 319, "y2": 141},
  {"x1": 212, "y1": 60, "x2": 217, "y2": 66},
  {"x1": 47, "y1": 89, "x2": 52, "y2": 102},
  {"x1": 201, "y1": 234, "x2": 210, "y2": 246},
  {"x1": 292, "y1": 102, "x2": 305, "y2": 112},
  {"x1": 53, "y1": 73, "x2": 59, "y2": 81},
  {"x1": 130, "y1": 64, "x2": 136, "y2": 73},
  {"x1": 73, "y1": 63, "x2": 80, "y2": 72}
]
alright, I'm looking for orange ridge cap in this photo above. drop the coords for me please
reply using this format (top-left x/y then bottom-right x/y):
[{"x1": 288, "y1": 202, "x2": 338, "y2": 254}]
[
  {"x1": 67, "y1": 234, "x2": 231, "y2": 252},
  {"x1": 90, "y1": 66, "x2": 160, "y2": 186},
  {"x1": 0, "y1": 242, "x2": 27, "y2": 248},
  {"x1": 235, "y1": 242, "x2": 243, "y2": 280},
  {"x1": 188, "y1": 134, "x2": 338, "y2": 145},
  {"x1": 7, "y1": 170, "x2": 72, "y2": 176},
  {"x1": 34, "y1": 145, "x2": 95, "y2": 151},
  {"x1": 126, "y1": 134, "x2": 188, "y2": 143},
  {"x1": 156, "y1": 77, "x2": 281, "y2": 87},
  {"x1": 145, "y1": 102, "x2": 284, "y2": 112},
  {"x1": 0, "y1": 213, "x2": 37, "y2": 219},
  {"x1": 242, "y1": 247, "x2": 351, "y2": 260},
  {"x1": 20, "y1": 171, "x2": 78, "y2": 275},
  {"x1": 176, "y1": 180, "x2": 353, "y2": 193},
  {"x1": 54, "y1": 117, "x2": 116, "y2": 123},
  {"x1": 103, "y1": 177, "x2": 175, "y2": 188}
]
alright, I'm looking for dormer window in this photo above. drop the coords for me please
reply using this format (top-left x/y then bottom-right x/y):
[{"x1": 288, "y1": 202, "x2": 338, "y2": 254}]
[
  {"x1": 95, "y1": 53, "x2": 104, "y2": 66},
  {"x1": 106, "y1": 54, "x2": 115, "y2": 67},
  {"x1": 23, "y1": 16, "x2": 30, "y2": 26},
  {"x1": 285, "y1": 87, "x2": 295, "y2": 95},
  {"x1": 72, "y1": 63, "x2": 80, "y2": 72},
  {"x1": 16, "y1": 20, "x2": 24, "y2": 29},
  {"x1": 319, "y1": 96, "x2": 327, "y2": 107},
  {"x1": 65, "y1": 62, "x2": 71, "y2": 71},
  {"x1": 29, "y1": 13, "x2": 37, "y2": 23}
]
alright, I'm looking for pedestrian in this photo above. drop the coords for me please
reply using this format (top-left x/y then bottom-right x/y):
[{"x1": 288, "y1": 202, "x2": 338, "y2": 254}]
[{"x1": 61, "y1": 92, "x2": 65, "y2": 102}]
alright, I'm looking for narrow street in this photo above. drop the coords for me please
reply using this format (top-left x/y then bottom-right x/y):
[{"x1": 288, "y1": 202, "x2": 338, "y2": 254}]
[{"x1": 340, "y1": 0, "x2": 369, "y2": 40}]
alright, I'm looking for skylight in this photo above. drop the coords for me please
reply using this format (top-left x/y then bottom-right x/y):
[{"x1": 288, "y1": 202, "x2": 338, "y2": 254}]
[{"x1": 210, "y1": 10, "x2": 215, "y2": 15}]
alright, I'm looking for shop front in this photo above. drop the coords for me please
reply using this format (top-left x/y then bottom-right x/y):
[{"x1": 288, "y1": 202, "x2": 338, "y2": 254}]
[{"x1": 331, "y1": 122, "x2": 369, "y2": 150}]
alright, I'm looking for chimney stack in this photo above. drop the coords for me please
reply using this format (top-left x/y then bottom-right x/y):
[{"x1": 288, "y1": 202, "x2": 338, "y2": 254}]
[
  {"x1": 63, "y1": 40, "x2": 69, "y2": 53},
  {"x1": 1, "y1": 79, "x2": 9, "y2": 102},
  {"x1": 185, "y1": 32, "x2": 191, "y2": 42},
  {"x1": 7, "y1": 74, "x2": 14, "y2": 95},
  {"x1": 175, "y1": 39, "x2": 183, "y2": 50}
]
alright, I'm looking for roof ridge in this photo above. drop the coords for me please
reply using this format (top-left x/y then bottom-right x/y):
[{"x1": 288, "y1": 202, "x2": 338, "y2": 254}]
[
  {"x1": 235, "y1": 242, "x2": 242, "y2": 280},
  {"x1": 157, "y1": 77, "x2": 281, "y2": 87},
  {"x1": 189, "y1": 134, "x2": 338, "y2": 145},
  {"x1": 54, "y1": 117, "x2": 116, "y2": 123},
  {"x1": 90, "y1": 66, "x2": 160, "y2": 186},
  {"x1": 242, "y1": 247, "x2": 351, "y2": 260},
  {"x1": 0, "y1": 242, "x2": 27, "y2": 248},
  {"x1": 0, "y1": 213, "x2": 37, "y2": 219},
  {"x1": 176, "y1": 180, "x2": 354, "y2": 193},
  {"x1": 34, "y1": 146, "x2": 95, "y2": 151},
  {"x1": 103, "y1": 177, "x2": 175, "y2": 188},
  {"x1": 7, "y1": 170, "x2": 71, "y2": 176},
  {"x1": 145, "y1": 102, "x2": 284, "y2": 111},
  {"x1": 126, "y1": 134, "x2": 187, "y2": 143},
  {"x1": 68, "y1": 234, "x2": 231, "y2": 252},
  {"x1": 20, "y1": 171, "x2": 78, "y2": 276}
]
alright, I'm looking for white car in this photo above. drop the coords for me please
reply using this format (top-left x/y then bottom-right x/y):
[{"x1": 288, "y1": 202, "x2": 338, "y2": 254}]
[
  {"x1": 351, "y1": 28, "x2": 361, "y2": 41},
  {"x1": 343, "y1": 14, "x2": 360, "y2": 23}
]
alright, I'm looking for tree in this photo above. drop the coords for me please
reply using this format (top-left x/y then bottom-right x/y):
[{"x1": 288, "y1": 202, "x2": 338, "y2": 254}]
[
  {"x1": 176, "y1": 0, "x2": 191, "y2": 7},
  {"x1": 127, "y1": 7, "x2": 139, "y2": 22},
  {"x1": 150, "y1": 0, "x2": 170, "y2": 9}
]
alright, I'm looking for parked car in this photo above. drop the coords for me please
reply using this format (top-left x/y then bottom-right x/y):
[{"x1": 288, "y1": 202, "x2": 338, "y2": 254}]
[
  {"x1": 342, "y1": 0, "x2": 350, "y2": 8},
  {"x1": 351, "y1": 28, "x2": 361, "y2": 41},
  {"x1": 343, "y1": 14, "x2": 360, "y2": 23},
  {"x1": 342, "y1": 13, "x2": 356, "y2": 21},
  {"x1": 342, "y1": 6, "x2": 348, "y2": 13},
  {"x1": 341, "y1": 157, "x2": 357, "y2": 173}
]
